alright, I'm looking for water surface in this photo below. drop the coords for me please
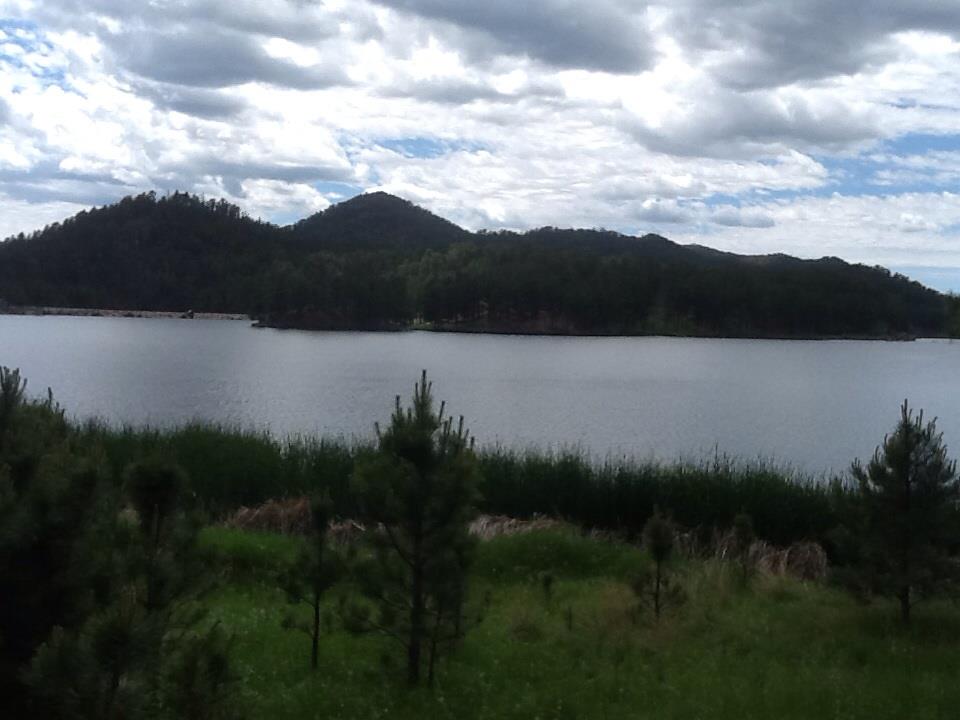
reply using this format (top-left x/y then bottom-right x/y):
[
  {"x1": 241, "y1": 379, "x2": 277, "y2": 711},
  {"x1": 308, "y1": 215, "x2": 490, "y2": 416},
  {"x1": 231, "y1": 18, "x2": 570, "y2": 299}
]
[{"x1": 3, "y1": 314, "x2": 959, "y2": 474}]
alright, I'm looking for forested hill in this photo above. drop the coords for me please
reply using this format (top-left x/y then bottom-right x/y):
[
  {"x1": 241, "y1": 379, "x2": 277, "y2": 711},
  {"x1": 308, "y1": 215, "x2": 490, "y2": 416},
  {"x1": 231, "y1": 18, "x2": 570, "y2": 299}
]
[
  {"x1": 0, "y1": 190, "x2": 954, "y2": 339},
  {"x1": 290, "y1": 191, "x2": 470, "y2": 251}
]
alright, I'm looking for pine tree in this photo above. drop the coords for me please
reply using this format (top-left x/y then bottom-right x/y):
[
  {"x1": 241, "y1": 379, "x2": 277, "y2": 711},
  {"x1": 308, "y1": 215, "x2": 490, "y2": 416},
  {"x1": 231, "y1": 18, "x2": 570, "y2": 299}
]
[
  {"x1": 0, "y1": 372, "x2": 106, "y2": 714},
  {"x1": 852, "y1": 400, "x2": 960, "y2": 623},
  {"x1": 633, "y1": 507, "x2": 682, "y2": 622},
  {"x1": 946, "y1": 294, "x2": 960, "y2": 338},
  {"x1": 1, "y1": 371, "x2": 238, "y2": 717},
  {"x1": 279, "y1": 493, "x2": 346, "y2": 670},
  {"x1": 350, "y1": 370, "x2": 481, "y2": 685},
  {"x1": 0, "y1": 366, "x2": 26, "y2": 451}
]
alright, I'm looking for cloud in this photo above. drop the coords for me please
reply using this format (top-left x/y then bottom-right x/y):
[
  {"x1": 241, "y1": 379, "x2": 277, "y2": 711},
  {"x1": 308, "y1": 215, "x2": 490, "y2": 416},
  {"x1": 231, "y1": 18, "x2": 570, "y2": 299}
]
[
  {"x1": 179, "y1": 156, "x2": 354, "y2": 186},
  {"x1": 5, "y1": 1, "x2": 361, "y2": 95},
  {"x1": 667, "y1": 0, "x2": 960, "y2": 90},
  {"x1": 633, "y1": 198, "x2": 692, "y2": 224},
  {"x1": 111, "y1": 27, "x2": 348, "y2": 90},
  {"x1": 0, "y1": 163, "x2": 134, "y2": 205},
  {"x1": 897, "y1": 212, "x2": 940, "y2": 233},
  {"x1": 379, "y1": 73, "x2": 565, "y2": 105},
  {"x1": 623, "y1": 85, "x2": 880, "y2": 158},
  {"x1": 868, "y1": 148, "x2": 960, "y2": 188},
  {"x1": 669, "y1": 192, "x2": 960, "y2": 267},
  {"x1": 134, "y1": 83, "x2": 247, "y2": 120},
  {"x1": 380, "y1": 76, "x2": 507, "y2": 104},
  {"x1": 710, "y1": 206, "x2": 775, "y2": 228},
  {"x1": 18, "y1": 0, "x2": 359, "y2": 44},
  {"x1": 0, "y1": 192, "x2": 92, "y2": 239},
  {"x1": 224, "y1": 178, "x2": 332, "y2": 220},
  {"x1": 374, "y1": 0, "x2": 655, "y2": 73}
]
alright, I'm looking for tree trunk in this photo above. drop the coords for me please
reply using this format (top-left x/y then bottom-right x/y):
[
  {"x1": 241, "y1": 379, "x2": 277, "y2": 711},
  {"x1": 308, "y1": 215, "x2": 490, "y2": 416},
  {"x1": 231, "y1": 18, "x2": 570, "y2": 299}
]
[
  {"x1": 311, "y1": 593, "x2": 320, "y2": 670},
  {"x1": 899, "y1": 586, "x2": 911, "y2": 625},
  {"x1": 428, "y1": 599, "x2": 444, "y2": 688},
  {"x1": 104, "y1": 667, "x2": 121, "y2": 719},
  {"x1": 653, "y1": 561, "x2": 662, "y2": 621},
  {"x1": 408, "y1": 560, "x2": 424, "y2": 685}
]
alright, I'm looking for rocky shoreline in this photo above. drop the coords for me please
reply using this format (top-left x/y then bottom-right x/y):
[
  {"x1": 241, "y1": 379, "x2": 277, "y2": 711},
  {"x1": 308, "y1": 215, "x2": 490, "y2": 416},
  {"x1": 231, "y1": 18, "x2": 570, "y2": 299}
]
[{"x1": 1, "y1": 305, "x2": 249, "y2": 321}]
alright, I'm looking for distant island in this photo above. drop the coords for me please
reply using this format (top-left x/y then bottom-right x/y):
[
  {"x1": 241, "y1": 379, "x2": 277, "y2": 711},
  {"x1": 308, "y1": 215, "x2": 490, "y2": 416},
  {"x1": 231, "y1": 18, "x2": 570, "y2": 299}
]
[{"x1": 1, "y1": 190, "x2": 958, "y2": 339}]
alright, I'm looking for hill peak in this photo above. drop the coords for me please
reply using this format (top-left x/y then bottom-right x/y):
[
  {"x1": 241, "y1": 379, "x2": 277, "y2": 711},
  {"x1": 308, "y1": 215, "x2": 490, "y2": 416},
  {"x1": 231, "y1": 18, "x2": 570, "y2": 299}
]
[
  {"x1": 338, "y1": 190, "x2": 411, "y2": 207},
  {"x1": 292, "y1": 190, "x2": 468, "y2": 249}
]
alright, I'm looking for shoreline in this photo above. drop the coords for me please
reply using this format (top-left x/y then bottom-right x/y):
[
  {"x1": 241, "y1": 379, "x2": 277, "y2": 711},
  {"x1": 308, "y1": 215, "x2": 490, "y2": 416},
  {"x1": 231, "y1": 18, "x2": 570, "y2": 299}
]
[
  {"x1": 1, "y1": 306, "x2": 941, "y2": 340},
  {"x1": 253, "y1": 318, "x2": 928, "y2": 342},
  {"x1": 1, "y1": 305, "x2": 249, "y2": 321}
]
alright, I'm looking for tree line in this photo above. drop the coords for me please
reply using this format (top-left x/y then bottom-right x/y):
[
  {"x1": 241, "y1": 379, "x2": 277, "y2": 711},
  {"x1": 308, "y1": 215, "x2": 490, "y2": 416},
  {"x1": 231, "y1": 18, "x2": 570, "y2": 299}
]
[{"x1": 0, "y1": 190, "x2": 951, "y2": 338}]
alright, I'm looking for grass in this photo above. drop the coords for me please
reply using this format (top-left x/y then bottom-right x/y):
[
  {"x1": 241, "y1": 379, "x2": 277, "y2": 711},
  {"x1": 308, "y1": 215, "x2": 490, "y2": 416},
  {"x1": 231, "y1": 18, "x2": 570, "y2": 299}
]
[
  {"x1": 198, "y1": 526, "x2": 301, "y2": 582},
  {"x1": 199, "y1": 527, "x2": 960, "y2": 720},
  {"x1": 80, "y1": 421, "x2": 850, "y2": 546}
]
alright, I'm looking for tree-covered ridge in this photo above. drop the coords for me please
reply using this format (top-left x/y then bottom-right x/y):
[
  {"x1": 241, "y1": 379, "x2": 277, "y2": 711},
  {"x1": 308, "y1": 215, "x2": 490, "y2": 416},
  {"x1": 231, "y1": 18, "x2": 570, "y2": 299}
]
[
  {"x1": 0, "y1": 191, "x2": 286, "y2": 312},
  {"x1": 0, "y1": 190, "x2": 950, "y2": 338}
]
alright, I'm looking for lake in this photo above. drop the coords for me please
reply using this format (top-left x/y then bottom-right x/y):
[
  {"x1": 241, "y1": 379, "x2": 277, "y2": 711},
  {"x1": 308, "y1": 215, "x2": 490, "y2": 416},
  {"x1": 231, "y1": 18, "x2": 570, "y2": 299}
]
[{"x1": 3, "y1": 314, "x2": 959, "y2": 474}]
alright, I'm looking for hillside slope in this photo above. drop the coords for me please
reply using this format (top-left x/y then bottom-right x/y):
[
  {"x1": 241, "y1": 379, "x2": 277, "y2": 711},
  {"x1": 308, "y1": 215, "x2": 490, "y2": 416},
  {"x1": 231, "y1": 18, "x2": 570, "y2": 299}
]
[{"x1": 0, "y1": 192, "x2": 288, "y2": 312}]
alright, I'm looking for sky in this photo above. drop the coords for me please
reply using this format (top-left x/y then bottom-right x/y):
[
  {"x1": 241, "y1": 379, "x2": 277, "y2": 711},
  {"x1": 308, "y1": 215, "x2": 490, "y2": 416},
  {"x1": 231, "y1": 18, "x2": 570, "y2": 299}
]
[{"x1": 1, "y1": 1, "x2": 960, "y2": 290}]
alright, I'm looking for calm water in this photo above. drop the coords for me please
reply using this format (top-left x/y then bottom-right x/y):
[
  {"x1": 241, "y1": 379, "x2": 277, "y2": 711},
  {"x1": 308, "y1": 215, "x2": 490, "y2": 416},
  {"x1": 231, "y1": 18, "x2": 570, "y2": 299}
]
[{"x1": 3, "y1": 314, "x2": 959, "y2": 474}]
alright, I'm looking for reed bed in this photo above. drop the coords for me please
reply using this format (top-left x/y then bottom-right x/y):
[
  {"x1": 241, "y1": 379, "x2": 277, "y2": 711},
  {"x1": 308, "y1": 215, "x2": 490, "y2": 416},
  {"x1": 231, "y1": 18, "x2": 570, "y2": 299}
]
[{"x1": 77, "y1": 421, "x2": 852, "y2": 546}]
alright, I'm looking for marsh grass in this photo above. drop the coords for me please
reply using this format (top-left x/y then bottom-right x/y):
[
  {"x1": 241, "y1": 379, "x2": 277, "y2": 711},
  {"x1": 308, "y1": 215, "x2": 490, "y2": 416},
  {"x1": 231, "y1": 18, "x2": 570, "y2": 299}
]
[
  {"x1": 81, "y1": 422, "x2": 849, "y2": 545},
  {"x1": 478, "y1": 447, "x2": 842, "y2": 546}
]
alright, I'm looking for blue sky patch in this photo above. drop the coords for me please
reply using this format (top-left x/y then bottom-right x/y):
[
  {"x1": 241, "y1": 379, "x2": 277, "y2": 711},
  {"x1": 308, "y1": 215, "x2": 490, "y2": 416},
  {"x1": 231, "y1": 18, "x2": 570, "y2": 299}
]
[
  {"x1": 699, "y1": 132, "x2": 960, "y2": 210},
  {"x1": 0, "y1": 19, "x2": 68, "y2": 88},
  {"x1": 377, "y1": 136, "x2": 487, "y2": 159},
  {"x1": 882, "y1": 132, "x2": 960, "y2": 155},
  {"x1": 313, "y1": 181, "x2": 364, "y2": 201},
  {"x1": 889, "y1": 266, "x2": 960, "y2": 294}
]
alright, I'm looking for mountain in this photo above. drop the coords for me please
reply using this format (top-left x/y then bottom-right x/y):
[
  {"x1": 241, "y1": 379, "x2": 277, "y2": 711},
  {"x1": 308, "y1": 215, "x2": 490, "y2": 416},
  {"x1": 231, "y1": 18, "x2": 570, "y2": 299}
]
[
  {"x1": 0, "y1": 190, "x2": 952, "y2": 339},
  {"x1": 291, "y1": 191, "x2": 469, "y2": 251}
]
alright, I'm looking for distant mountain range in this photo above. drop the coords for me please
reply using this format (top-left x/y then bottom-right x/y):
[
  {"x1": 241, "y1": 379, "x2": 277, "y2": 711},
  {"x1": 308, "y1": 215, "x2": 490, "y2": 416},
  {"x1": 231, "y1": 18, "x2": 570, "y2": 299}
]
[{"x1": 0, "y1": 190, "x2": 955, "y2": 339}]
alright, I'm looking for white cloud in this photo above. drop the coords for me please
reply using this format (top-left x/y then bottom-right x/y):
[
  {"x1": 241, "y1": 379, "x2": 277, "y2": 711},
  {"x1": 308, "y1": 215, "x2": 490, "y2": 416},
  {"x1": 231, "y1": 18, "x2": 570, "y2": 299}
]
[
  {"x1": 671, "y1": 192, "x2": 960, "y2": 267},
  {"x1": 0, "y1": 193, "x2": 90, "y2": 238}
]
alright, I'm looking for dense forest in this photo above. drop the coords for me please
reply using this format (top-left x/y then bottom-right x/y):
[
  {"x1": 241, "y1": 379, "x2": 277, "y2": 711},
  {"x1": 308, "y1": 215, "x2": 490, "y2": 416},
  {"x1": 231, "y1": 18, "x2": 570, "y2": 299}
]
[{"x1": 0, "y1": 190, "x2": 953, "y2": 338}]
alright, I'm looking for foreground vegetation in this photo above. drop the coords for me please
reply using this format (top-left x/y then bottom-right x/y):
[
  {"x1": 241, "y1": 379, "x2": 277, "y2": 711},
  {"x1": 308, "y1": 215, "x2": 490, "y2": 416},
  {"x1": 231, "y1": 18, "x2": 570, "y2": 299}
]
[
  {"x1": 200, "y1": 526, "x2": 960, "y2": 720},
  {"x1": 1, "y1": 190, "x2": 952, "y2": 338},
  {"x1": 3, "y1": 365, "x2": 960, "y2": 717}
]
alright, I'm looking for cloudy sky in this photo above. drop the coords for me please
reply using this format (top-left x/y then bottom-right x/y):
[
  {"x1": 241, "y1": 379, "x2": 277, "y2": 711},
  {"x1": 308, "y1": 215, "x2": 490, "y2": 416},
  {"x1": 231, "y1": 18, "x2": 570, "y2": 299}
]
[{"x1": 1, "y1": 1, "x2": 960, "y2": 290}]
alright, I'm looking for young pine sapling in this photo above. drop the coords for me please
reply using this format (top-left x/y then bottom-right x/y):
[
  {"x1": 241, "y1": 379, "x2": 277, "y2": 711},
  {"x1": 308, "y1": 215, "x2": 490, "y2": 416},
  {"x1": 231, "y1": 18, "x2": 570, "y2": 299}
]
[{"x1": 279, "y1": 493, "x2": 347, "y2": 670}]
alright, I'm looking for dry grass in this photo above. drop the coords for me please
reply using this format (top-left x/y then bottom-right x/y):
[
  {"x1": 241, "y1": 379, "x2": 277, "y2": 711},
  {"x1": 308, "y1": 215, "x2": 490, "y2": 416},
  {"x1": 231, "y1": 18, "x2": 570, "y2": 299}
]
[
  {"x1": 467, "y1": 513, "x2": 564, "y2": 539},
  {"x1": 224, "y1": 497, "x2": 828, "y2": 582},
  {"x1": 680, "y1": 527, "x2": 828, "y2": 582},
  {"x1": 224, "y1": 497, "x2": 364, "y2": 544},
  {"x1": 225, "y1": 498, "x2": 565, "y2": 542},
  {"x1": 225, "y1": 497, "x2": 313, "y2": 534}
]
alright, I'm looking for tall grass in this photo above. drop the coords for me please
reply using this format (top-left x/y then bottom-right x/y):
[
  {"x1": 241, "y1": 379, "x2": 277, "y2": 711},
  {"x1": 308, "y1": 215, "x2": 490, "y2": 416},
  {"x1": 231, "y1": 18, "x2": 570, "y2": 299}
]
[
  {"x1": 479, "y1": 448, "x2": 843, "y2": 546},
  {"x1": 78, "y1": 421, "x2": 850, "y2": 545},
  {"x1": 78, "y1": 420, "x2": 368, "y2": 515}
]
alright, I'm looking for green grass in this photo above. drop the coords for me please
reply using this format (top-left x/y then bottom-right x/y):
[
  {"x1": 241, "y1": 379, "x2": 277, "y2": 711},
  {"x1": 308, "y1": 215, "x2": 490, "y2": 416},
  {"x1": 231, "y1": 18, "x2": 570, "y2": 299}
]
[
  {"x1": 472, "y1": 527, "x2": 646, "y2": 583},
  {"x1": 199, "y1": 528, "x2": 960, "y2": 719},
  {"x1": 198, "y1": 526, "x2": 302, "y2": 582}
]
